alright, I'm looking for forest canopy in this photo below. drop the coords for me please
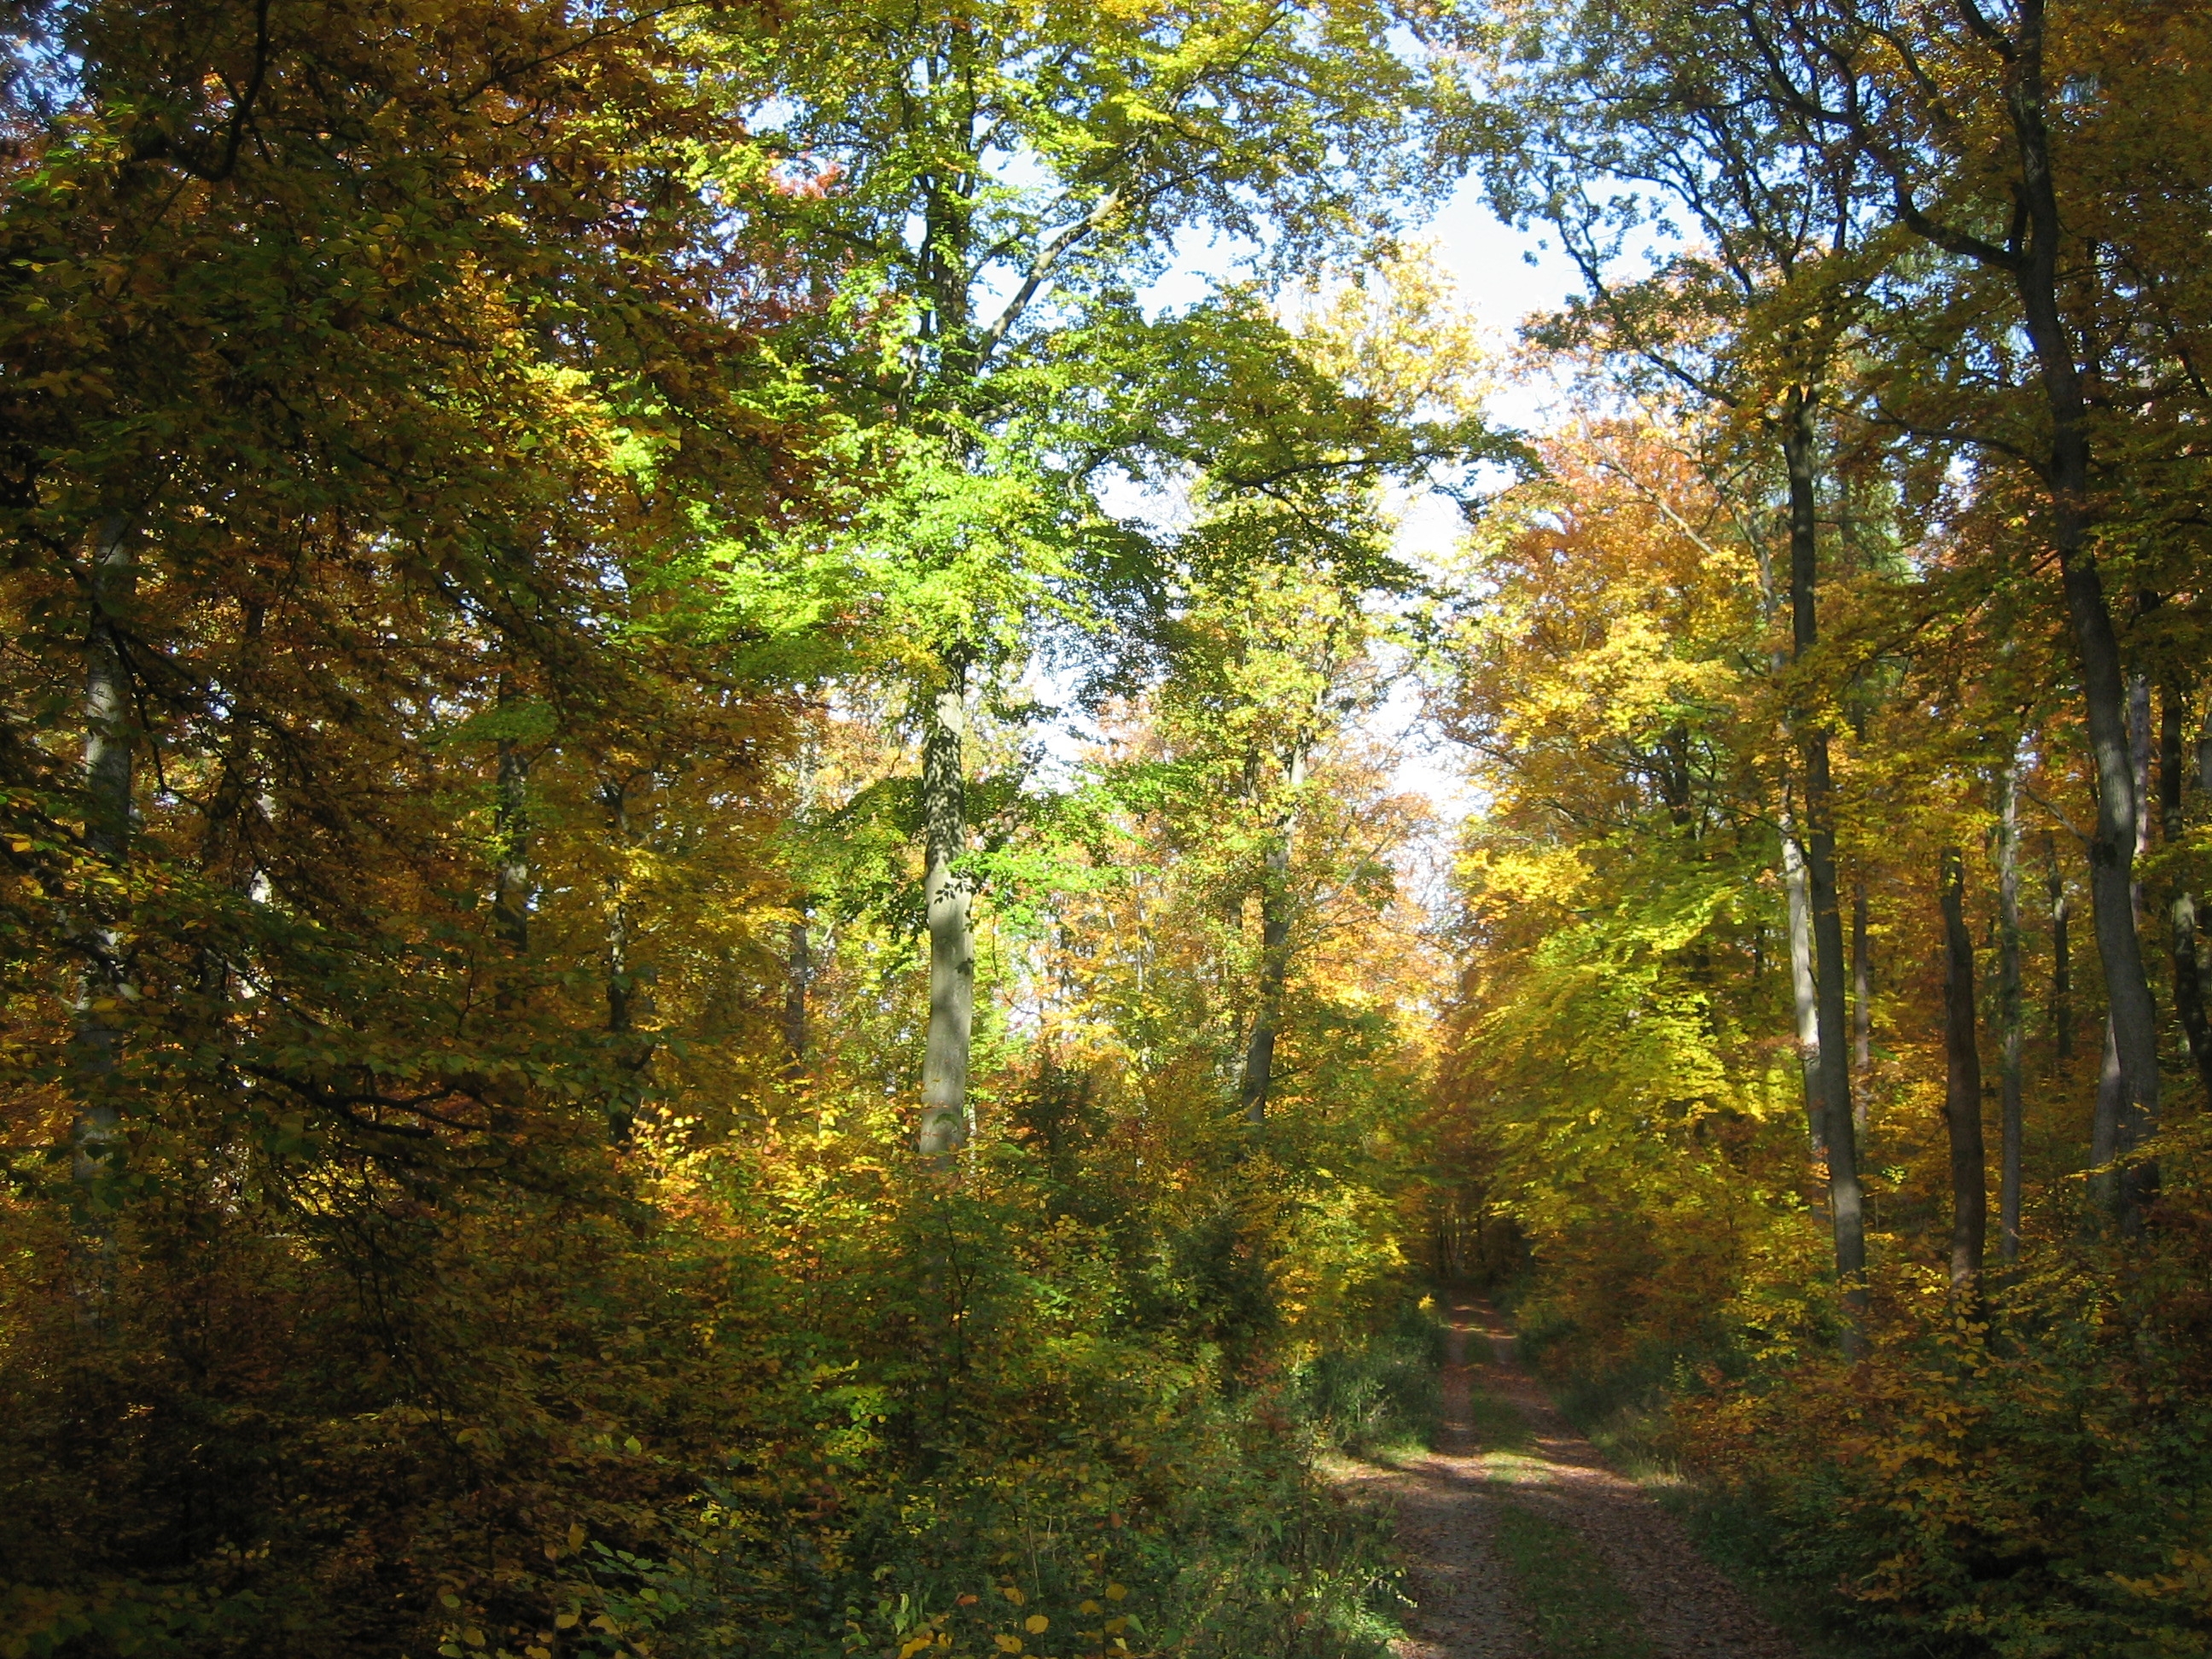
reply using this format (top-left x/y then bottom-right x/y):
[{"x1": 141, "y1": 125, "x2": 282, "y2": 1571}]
[{"x1": 0, "y1": 0, "x2": 2208, "y2": 1656}]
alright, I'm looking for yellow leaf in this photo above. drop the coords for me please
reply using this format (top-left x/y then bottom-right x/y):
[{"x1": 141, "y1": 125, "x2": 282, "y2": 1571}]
[
  {"x1": 994, "y1": 1637, "x2": 1023, "y2": 1654},
  {"x1": 1024, "y1": 1615, "x2": 1048, "y2": 1634},
  {"x1": 1104, "y1": 1584, "x2": 1127, "y2": 1602},
  {"x1": 1000, "y1": 1586, "x2": 1026, "y2": 1606},
  {"x1": 568, "y1": 1523, "x2": 586, "y2": 1551},
  {"x1": 555, "y1": 1612, "x2": 579, "y2": 1629}
]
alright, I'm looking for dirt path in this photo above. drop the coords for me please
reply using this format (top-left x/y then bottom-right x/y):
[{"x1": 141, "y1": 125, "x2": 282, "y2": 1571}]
[{"x1": 1332, "y1": 1297, "x2": 1802, "y2": 1659}]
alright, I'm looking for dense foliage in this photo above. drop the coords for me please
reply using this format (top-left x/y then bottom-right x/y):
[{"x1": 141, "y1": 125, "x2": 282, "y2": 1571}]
[
  {"x1": 3, "y1": 0, "x2": 2210, "y2": 1656},
  {"x1": 1433, "y1": 2, "x2": 2212, "y2": 1650}
]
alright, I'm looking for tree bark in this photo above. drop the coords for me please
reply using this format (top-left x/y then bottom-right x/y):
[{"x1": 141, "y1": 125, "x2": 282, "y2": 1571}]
[
  {"x1": 785, "y1": 914, "x2": 812, "y2": 1075},
  {"x1": 2161, "y1": 684, "x2": 2212, "y2": 1103},
  {"x1": 2000, "y1": 8, "x2": 2159, "y2": 1223},
  {"x1": 1782, "y1": 812, "x2": 1824, "y2": 1152},
  {"x1": 918, "y1": 674, "x2": 975, "y2": 1155},
  {"x1": 1996, "y1": 761, "x2": 2025, "y2": 1264},
  {"x1": 2046, "y1": 830, "x2": 2073, "y2": 1063},
  {"x1": 1852, "y1": 875, "x2": 1872, "y2": 1078},
  {"x1": 1941, "y1": 848, "x2": 1988, "y2": 1289},
  {"x1": 598, "y1": 775, "x2": 654, "y2": 1138},
  {"x1": 72, "y1": 515, "x2": 136, "y2": 1196},
  {"x1": 602, "y1": 777, "x2": 633, "y2": 1039},
  {"x1": 492, "y1": 677, "x2": 532, "y2": 954},
  {"x1": 1240, "y1": 744, "x2": 1306, "y2": 1124},
  {"x1": 2092, "y1": 1016, "x2": 2123, "y2": 1203},
  {"x1": 1782, "y1": 391, "x2": 1866, "y2": 1337}
]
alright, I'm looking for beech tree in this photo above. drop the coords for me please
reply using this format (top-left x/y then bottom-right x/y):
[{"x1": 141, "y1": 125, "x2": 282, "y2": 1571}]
[
  {"x1": 707, "y1": 0, "x2": 1443, "y2": 1151},
  {"x1": 1717, "y1": 0, "x2": 2212, "y2": 1222},
  {"x1": 1464, "y1": 0, "x2": 1883, "y2": 1322}
]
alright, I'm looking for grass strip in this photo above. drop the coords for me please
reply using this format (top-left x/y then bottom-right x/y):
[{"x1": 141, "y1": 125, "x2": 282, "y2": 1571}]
[
  {"x1": 1462, "y1": 1369, "x2": 1534, "y2": 1454},
  {"x1": 1487, "y1": 1498, "x2": 1656, "y2": 1659}
]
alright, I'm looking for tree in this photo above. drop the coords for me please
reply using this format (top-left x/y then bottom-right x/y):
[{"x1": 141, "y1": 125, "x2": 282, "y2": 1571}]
[
  {"x1": 705, "y1": 0, "x2": 1438, "y2": 1151},
  {"x1": 1723, "y1": 0, "x2": 2212, "y2": 1225},
  {"x1": 1464, "y1": 0, "x2": 1883, "y2": 1319},
  {"x1": 1939, "y1": 846, "x2": 1987, "y2": 1288}
]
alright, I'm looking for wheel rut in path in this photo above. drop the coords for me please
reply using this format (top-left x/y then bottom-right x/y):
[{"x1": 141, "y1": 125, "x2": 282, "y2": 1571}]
[{"x1": 1330, "y1": 1296, "x2": 1802, "y2": 1659}]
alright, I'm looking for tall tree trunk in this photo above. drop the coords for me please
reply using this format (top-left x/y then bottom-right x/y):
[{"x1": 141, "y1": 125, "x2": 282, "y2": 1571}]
[
  {"x1": 2162, "y1": 684, "x2": 2212, "y2": 1103},
  {"x1": 918, "y1": 673, "x2": 975, "y2": 1155},
  {"x1": 492, "y1": 676, "x2": 532, "y2": 954},
  {"x1": 72, "y1": 515, "x2": 136, "y2": 1197},
  {"x1": 2092, "y1": 1017, "x2": 2123, "y2": 1204},
  {"x1": 785, "y1": 733, "x2": 817, "y2": 1082},
  {"x1": 1997, "y1": 760, "x2": 2025, "y2": 1264},
  {"x1": 602, "y1": 777, "x2": 632, "y2": 1039},
  {"x1": 1852, "y1": 876, "x2": 1872, "y2": 1078},
  {"x1": 785, "y1": 912, "x2": 812, "y2": 1077},
  {"x1": 1782, "y1": 812, "x2": 1824, "y2": 1152},
  {"x1": 2000, "y1": 7, "x2": 2159, "y2": 1222},
  {"x1": 1940, "y1": 848, "x2": 1988, "y2": 1289},
  {"x1": 2046, "y1": 830, "x2": 2073, "y2": 1062},
  {"x1": 1783, "y1": 391, "x2": 1866, "y2": 1338},
  {"x1": 1240, "y1": 745, "x2": 1306, "y2": 1124},
  {"x1": 600, "y1": 776, "x2": 649, "y2": 1139},
  {"x1": 2117, "y1": 673, "x2": 2156, "y2": 1220}
]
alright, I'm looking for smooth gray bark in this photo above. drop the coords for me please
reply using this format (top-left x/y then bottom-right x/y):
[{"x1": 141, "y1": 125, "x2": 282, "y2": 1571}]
[
  {"x1": 1996, "y1": 762, "x2": 2025, "y2": 1264},
  {"x1": 1783, "y1": 393, "x2": 1865, "y2": 1336},
  {"x1": 1994, "y1": 16, "x2": 2159, "y2": 1223},
  {"x1": 917, "y1": 678, "x2": 975, "y2": 1155},
  {"x1": 1781, "y1": 816, "x2": 1824, "y2": 1152}
]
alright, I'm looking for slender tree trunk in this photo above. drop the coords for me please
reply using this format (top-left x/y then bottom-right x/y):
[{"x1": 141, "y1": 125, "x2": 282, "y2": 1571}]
[
  {"x1": 492, "y1": 676, "x2": 532, "y2": 954},
  {"x1": 1852, "y1": 876, "x2": 1872, "y2": 1077},
  {"x1": 918, "y1": 673, "x2": 975, "y2": 1155},
  {"x1": 2046, "y1": 830, "x2": 2073, "y2": 1063},
  {"x1": 72, "y1": 515, "x2": 136, "y2": 1199},
  {"x1": 1782, "y1": 393, "x2": 1865, "y2": 1339},
  {"x1": 1240, "y1": 745, "x2": 1306, "y2": 1124},
  {"x1": 602, "y1": 777, "x2": 632, "y2": 1039},
  {"x1": 2118, "y1": 674, "x2": 2156, "y2": 1220},
  {"x1": 2000, "y1": 11, "x2": 2158, "y2": 1223},
  {"x1": 785, "y1": 912, "x2": 812, "y2": 1077},
  {"x1": 1782, "y1": 812, "x2": 1824, "y2": 1152},
  {"x1": 597, "y1": 775, "x2": 654, "y2": 1138},
  {"x1": 786, "y1": 733, "x2": 817, "y2": 1082},
  {"x1": 2161, "y1": 684, "x2": 2212, "y2": 1103},
  {"x1": 1997, "y1": 761, "x2": 2025, "y2": 1264},
  {"x1": 1941, "y1": 848, "x2": 1988, "y2": 1289}
]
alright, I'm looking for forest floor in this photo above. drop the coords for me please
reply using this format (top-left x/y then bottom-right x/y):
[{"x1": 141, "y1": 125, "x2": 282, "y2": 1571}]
[{"x1": 1330, "y1": 1298, "x2": 1804, "y2": 1659}]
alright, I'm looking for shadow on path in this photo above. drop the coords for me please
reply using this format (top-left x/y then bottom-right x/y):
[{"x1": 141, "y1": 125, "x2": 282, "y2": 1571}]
[{"x1": 1330, "y1": 1295, "x2": 1801, "y2": 1659}]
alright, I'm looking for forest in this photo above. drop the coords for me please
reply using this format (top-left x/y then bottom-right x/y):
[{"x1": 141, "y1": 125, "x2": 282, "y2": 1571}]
[{"x1": 1, "y1": 0, "x2": 2209, "y2": 1654}]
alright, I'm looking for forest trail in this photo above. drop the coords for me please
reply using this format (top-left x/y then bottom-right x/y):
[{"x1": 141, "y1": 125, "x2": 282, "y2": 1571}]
[{"x1": 1332, "y1": 1299, "x2": 1802, "y2": 1659}]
